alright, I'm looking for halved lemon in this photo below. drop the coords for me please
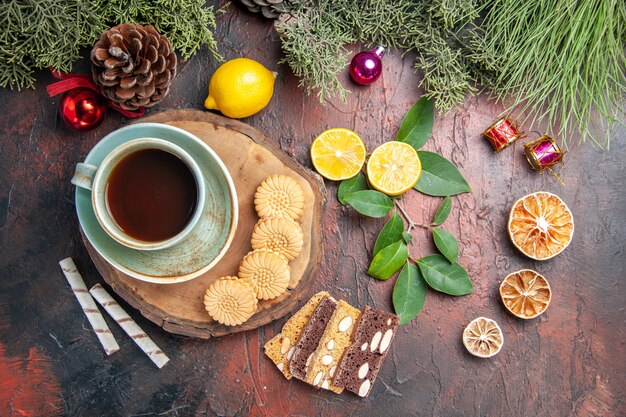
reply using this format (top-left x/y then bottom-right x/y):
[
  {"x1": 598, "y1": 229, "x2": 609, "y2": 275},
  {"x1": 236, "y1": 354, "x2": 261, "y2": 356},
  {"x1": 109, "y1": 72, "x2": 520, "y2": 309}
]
[
  {"x1": 366, "y1": 142, "x2": 422, "y2": 196},
  {"x1": 310, "y1": 128, "x2": 366, "y2": 181},
  {"x1": 508, "y1": 191, "x2": 574, "y2": 260},
  {"x1": 462, "y1": 317, "x2": 504, "y2": 358},
  {"x1": 500, "y1": 269, "x2": 551, "y2": 319}
]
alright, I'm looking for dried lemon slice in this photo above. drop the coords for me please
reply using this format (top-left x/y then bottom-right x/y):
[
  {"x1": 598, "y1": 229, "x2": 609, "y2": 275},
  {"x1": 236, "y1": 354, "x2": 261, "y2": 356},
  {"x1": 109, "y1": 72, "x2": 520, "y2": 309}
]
[
  {"x1": 239, "y1": 248, "x2": 290, "y2": 300},
  {"x1": 462, "y1": 317, "x2": 504, "y2": 358},
  {"x1": 255, "y1": 175, "x2": 305, "y2": 222},
  {"x1": 251, "y1": 217, "x2": 304, "y2": 260},
  {"x1": 366, "y1": 142, "x2": 422, "y2": 196},
  {"x1": 500, "y1": 269, "x2": 551, "y2": 319},
  {"x1": 310, "y1": 128, "x2": 366, "y2": 181},
  {"x1": 508, "y1": 191, "x2": 574, "y2": 260},
  {"x1": 204, "y1": 277, "x2": 258, "y2": 326}
]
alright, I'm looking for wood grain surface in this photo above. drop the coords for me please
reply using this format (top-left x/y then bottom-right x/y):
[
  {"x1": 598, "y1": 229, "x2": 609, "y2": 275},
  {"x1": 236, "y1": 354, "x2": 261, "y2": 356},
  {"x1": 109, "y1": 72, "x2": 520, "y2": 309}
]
[
  {"x1": 0, "y1": 5, "x2": 624, "y2": 417},
  {"x1": 84, "y1": 110, "x2": 325, "y2": 338}
]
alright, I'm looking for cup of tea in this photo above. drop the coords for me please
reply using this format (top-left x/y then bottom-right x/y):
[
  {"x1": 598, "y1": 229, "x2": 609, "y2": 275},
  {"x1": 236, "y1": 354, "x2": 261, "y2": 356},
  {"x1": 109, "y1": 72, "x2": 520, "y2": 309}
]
[{"x1": 71, "y1": 138, "x2": 206, "y2": 251}]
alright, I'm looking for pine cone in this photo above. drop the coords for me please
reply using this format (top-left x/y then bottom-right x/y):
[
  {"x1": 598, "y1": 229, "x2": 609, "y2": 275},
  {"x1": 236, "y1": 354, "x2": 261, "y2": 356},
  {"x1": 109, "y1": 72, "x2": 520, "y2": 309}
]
[
  {"x1": 238, "y1": 0, "x2": 284, "y2": 19},
  {"x1": 91, "y1": 23, "x2": 177, "y2": 111}
]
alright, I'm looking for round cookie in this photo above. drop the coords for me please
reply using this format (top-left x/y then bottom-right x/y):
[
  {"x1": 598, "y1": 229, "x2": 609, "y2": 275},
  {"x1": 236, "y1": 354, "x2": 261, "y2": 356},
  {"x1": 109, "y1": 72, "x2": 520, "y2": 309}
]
[
  {"x1": 204, "y1": 277, "x2": 258, "y2": 326},
  {"x1": 239, "y1": 248, "x2": 290, "y2": 300},
  {"x1": 251, "y1": 217, "x2": 304, "y2": 261},
  {"x1": 255, "y1": 175, "x2": 305, "y2": 222}
]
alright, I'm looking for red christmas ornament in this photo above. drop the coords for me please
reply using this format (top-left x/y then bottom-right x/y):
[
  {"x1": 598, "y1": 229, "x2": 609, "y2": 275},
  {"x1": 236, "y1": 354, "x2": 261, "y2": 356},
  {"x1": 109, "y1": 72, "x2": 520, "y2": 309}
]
[
  {"x1": 47, "y1": 70, "x2": 145, "y2": 132},
  {"x1": 482, "y1": 116, "x2": 525, "y2": 152},
  {"x1": 59, "y1": 87, "x2": 107, "y2": 131},
  {"x1": 349, "y1": 46, "x2": 384, "y2": 85}
]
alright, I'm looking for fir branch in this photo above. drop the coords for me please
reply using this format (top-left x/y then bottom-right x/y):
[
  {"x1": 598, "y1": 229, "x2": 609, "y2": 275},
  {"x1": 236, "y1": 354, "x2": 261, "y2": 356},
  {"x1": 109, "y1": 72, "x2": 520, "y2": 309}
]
[
  {"x1": 275, "y1": 9, "x2": 353, "y2": 103},
  {"x1": 0, "y1": 0, "x2": 107, "y2": 90},
  {"x1": 0, "y1": 0, "x2": 221, "y2": 90},
  {"x1": 475, "y1": 0, "x2": 626, "y2": 147},
  {"x1": 101, "y1": 0, "x2": 222, "y2": 61},
  {"x1": 275, "y1": 0, "x2": 482, "y2": 109},
  {"x1": 428, "y1": 0, "x2": 479, "y2": 30}
]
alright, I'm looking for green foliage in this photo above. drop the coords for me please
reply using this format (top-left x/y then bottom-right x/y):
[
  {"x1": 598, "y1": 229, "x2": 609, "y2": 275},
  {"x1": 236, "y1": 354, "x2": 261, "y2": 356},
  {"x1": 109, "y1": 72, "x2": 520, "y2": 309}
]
[
  {"x1": 101, "y1": 0, "x2": 221, "y2": 61},
  {"x1": 428, "y1": 0, "x2": 480, "y2": 30},
  {"x1": 277, "y1": 0, "x2": 625, "y2": 145},
  {"x1": 417, "y1": 254, "x2": 473, "y2": 296},
  {"x1": 432, "y1": 228, "x2": 459, "y2": 263},
  {"x1": 0, "y1": 0, "x2": 107, "y2": 89},
  {"x1": 368, "y1": 241, "x2": 408, "y2": 280},
  {"x1": 344, "y1": 190, "x2": 393, "y2": 218},
  {"x1": 415, "y1": 151, "x2": 471, "y2": 196},
  {"x1": 372, "y1": 213, "x2": 404, "y2": 256},
  {"x1": 473, "y1": 0, "x2": 626, "y2": 147},
  {"x1": 337, "y1": 172, "x2": 367, "y2": 205},
  {"x1": 274, "y1": 0, "x2": 484, "y2": 112},
  {"x1": 333, "y1": 96, "x2": 472, "y2": 323},
  {"x1": 0, "y1": 0, "x2": 220, "y2": 90},
  {"x1": 275, "y1": 9, "x2": 353, "y2": 103},
  {"x1": 395, "y1": 97, "x2": 434, "y2": 150},
  {"x1": 392, "y1": 263, "x2": 427, "y2": 325},
  {"x1": 432, "y1": 196, "x2": 452, "y2": 226}
]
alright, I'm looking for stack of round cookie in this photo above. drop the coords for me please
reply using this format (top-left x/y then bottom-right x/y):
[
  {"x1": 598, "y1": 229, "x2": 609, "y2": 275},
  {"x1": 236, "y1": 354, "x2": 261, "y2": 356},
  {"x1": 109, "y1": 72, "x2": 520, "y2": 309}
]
[{"x1": 204, "y1": 174, "x2": 305, "y2": 326}]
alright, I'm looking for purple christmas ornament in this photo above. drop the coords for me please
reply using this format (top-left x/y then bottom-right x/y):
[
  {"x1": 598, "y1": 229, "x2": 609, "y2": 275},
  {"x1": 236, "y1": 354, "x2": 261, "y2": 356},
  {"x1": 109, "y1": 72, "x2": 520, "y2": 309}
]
[
  {"x1": 524, "y1": 135, "x2": 565, "y2": 171},
  {"x1": 349, "y1": 46, "x2": 384, "y2": 85}
]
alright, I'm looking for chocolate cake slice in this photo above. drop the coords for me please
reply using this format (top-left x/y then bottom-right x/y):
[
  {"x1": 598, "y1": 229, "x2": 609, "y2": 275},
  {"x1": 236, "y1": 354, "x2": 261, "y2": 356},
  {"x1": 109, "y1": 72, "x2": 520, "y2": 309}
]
[
  {"x1": 305, "y1": 300, "x2": 361, "y2": 393},
  {"x1": 289, "y1": 296, "x2": 337, "y2": 381},
  {"x1": 332, "y1": 342, "x2": 385, "y2": 397},
  {"x1": 264, "y1": 291, "x2": 330, "y2": 379},
  {"x1": 332, "y1": 306, "x2": 399, "y2": 397},
  {"x1": 351, "y1": 305, "x2": 399, "y2": 355}
]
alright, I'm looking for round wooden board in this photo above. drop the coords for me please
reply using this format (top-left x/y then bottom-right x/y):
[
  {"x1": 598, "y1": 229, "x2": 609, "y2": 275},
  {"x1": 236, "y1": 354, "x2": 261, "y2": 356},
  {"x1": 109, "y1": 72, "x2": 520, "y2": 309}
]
[{"x1": 82, "y1": 109, "x2": 325, "y2": 338}]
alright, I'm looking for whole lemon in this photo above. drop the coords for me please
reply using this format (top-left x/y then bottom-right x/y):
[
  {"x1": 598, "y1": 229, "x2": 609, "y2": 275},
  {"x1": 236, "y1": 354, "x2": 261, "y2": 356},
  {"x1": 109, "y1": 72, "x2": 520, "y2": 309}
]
[{"x1": 204, "y1": 58, "x2": 276, "y2": 118}]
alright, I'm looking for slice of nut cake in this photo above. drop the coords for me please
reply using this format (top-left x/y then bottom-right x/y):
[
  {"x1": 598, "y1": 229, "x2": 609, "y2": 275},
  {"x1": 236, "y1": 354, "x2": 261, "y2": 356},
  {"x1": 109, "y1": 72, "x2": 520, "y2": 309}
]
[
  {"x1": 305, "y1": 300, "x2": 361, "y2": 393},
  {"x1": 264, "y1": 291, "x2": 329, "y2": 379},
  {"x1": 289, "y1": 295, "x2": 338, "y2": 381},
  {"x1": 333, "y1": 306, "x2": 399, "y2": 397}
]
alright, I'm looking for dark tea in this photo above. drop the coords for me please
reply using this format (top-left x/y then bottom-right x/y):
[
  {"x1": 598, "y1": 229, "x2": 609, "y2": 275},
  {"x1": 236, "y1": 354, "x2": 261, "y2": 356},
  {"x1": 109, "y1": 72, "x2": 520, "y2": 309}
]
[{"x1": 105, "y1": 148, "x2": 198, "y2": 242}]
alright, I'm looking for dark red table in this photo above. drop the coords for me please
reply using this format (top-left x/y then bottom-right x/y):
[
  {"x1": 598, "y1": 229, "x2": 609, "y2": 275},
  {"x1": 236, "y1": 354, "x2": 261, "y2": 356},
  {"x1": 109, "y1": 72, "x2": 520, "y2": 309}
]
[{"x1": 0, "y1": 7, "x2": 624, "y2": 417}]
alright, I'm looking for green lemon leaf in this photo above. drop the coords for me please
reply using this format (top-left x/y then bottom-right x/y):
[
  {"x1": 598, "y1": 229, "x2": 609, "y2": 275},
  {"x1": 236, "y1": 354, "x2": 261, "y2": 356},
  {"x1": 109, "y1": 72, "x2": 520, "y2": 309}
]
[
  {"x1": 432, "y1": 196, "x2": 452, "y2": 225},
  {"x1": 402, "y1": 232, "x2": 413, "y2": 244},
  {"x1": 432, "y1": 228, "x2": 459, "y2": 263},
  {"x1": 345, "y1": 190, "x2": 394, "y2": 218},
  {"x1": 373, "y1": 212, "x2": 404, "y2": 256},
  {"x1": 337, "y1": 172, "x2": 368, "y2": 205},
  {"x1": 393, "y1": 263, "x2": 427, "y2": 325},
  {"x1": 417, "y1": 254, "x2": 472, "y2": 296},
  {"x1": 414, "y1": 151, "x2": 471, "y2": 196},
  {"x1": 368, "y1": 241, "x2": 408, "y2": 280},
  {"x1": 395, "y1": 97, "x2": 434, "y2": 150}
]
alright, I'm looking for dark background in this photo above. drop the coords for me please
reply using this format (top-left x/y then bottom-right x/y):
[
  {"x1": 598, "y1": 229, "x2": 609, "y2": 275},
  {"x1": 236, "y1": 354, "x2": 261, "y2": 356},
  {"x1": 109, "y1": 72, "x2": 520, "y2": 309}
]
[{"x1": 0, "y1": 4, "x2": 624, "y2": 417}]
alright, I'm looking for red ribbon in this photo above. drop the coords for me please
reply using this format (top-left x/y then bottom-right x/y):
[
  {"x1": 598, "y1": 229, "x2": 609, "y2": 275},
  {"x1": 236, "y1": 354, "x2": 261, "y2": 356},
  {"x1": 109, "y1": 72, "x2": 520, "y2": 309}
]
[{"x1": 47, "y1": 70, "x2": 145, "y2": 119}]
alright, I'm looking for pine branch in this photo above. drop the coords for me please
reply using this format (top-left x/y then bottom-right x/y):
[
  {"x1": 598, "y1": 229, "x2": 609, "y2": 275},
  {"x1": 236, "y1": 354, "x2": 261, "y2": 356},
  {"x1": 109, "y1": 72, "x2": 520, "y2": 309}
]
[
  {"x1": 275, "y1": 9, "x2": 353, "y2": 103},
  {"x1": 0, "y1": 0, "x2": 221, "y2": 90},
  {"x1": 275, "y1": 0, "x2": 483, "y2": 109}
]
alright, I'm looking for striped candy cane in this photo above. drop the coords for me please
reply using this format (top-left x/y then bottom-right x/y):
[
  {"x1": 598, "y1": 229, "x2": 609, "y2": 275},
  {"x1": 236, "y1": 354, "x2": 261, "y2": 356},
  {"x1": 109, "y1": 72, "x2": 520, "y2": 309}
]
[
  {"x1": 59, "y1": 258, "x2": 119, "y2": 356},
  {"x1": 89, "y1": 284, "x2": 170, "y2": 369}
]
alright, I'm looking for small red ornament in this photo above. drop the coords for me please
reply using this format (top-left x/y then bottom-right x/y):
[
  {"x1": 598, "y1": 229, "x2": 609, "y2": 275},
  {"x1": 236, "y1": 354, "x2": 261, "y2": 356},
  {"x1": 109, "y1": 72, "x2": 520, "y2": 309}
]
[
  {"x1": 483, "y1": 116, "x2": 524, "y2": 152},
  {"x1": 349, "y1": 46, "x2": 384, "y2": 85},
  {"x1": 59, "y1": 87, "x2": 107, "y2": 131}
]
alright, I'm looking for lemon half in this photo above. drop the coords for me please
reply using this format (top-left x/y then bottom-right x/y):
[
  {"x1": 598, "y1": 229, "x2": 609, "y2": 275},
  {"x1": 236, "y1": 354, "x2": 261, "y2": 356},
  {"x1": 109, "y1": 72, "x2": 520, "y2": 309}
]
[
  {"x1": 367, "y1": 142, "x2": 421, "y2": 196},
  {"x1": 310, "y1": 128, "x2": 367, "y2": 181}
]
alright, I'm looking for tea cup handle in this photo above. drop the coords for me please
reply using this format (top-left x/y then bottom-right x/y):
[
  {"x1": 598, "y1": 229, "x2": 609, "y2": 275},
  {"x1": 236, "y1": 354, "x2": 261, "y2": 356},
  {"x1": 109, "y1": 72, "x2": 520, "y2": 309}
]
[{"x1": 71, "y1": 163, "x2": 98, "y2": 191}]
